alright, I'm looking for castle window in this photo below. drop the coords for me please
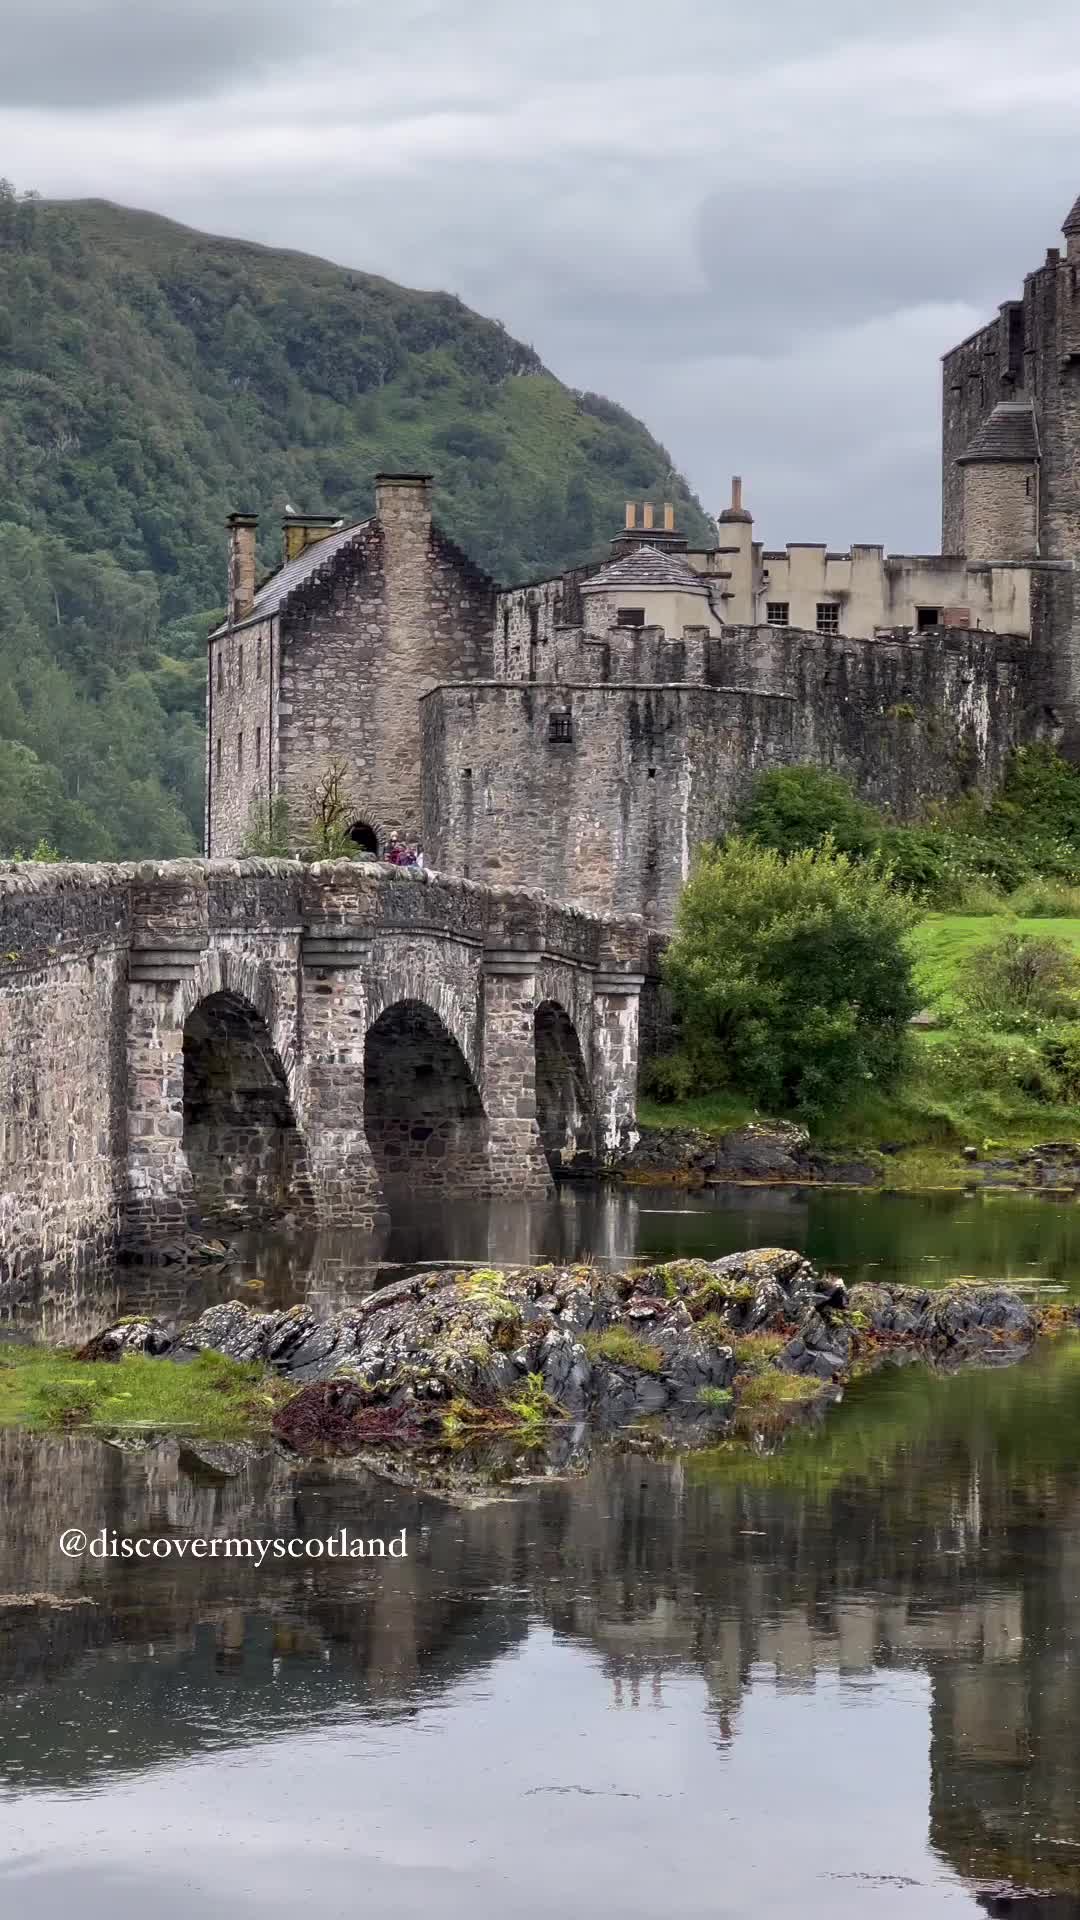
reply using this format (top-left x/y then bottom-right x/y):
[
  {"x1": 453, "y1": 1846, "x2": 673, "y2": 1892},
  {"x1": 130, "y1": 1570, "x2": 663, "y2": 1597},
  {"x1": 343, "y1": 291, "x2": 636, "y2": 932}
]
[
  {"x1": 766, "y1": 602, "x2": 789, "y2": 627},
  {"x1": 502, "y1": 606, "x2": 510, "y2": 642},
  {"x1": 236, "y1": 731, "x2": 243, "y2": 773},
  {"x1": 255, "y1": 725, "x2": 262, "y2": 764},
  {"x1": 647, "y1": 767, "x2": 657, "y2": 779},
  {"x1": 816, "y1": 603, "x2": 840, "y2": 635},
  {"x1": 916, "y1": 607, "x2": 941, "y2": 631},
  {"x1": 217, "y1": 649, "x2": 224, "y2": 693},
  {"x1": 238, "y1": 640, "x2": 244, "y2": 686},
  {"x1": 257, "y1": 632, "x2": 263, "y2": 678},
  {"x1": 216, "y1": 736, "x2": 222, "y2": 779},
  {"x1": 528, "y1": 604, "x2": 540, "y2": 643},
  {"x1": 548, "y1": 709, "x2": 573, "y2": 744},
  {"x1": 615, "y1": 607, "x2": 646, "y2": 628}
]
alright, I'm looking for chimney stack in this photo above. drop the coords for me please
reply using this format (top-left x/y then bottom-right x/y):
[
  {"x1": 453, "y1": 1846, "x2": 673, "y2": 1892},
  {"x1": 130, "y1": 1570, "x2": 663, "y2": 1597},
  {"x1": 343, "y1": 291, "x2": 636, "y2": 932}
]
[
  {"x1": 227, "y1": 512, "x2": 258, "y2": 624},
  {"x1": 281, "y1": 510, "x2": 340, "y2": 565},
  {"x1": 663, "y1": 501, "x2": 675, "y2": 532},
  {"x1": 718, "y1": 475, "x2": 752, "y2": 526},
  {"x1": 642, "y1": 502, "x2": 654, "y2": 530},
  {"x1": 625, "y1": 502, "x2": 636, "y2": 530}
]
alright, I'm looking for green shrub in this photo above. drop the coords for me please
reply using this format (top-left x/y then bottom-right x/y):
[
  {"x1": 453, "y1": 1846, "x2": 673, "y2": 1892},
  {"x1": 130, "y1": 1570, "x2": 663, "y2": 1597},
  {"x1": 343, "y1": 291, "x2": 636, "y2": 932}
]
[
  {"x1": 1008, "y1": 879, "x2": 1080, "y2": 918},
  {"x1": 737, "y1": 765, "x2": 880, "y2": 859},
  {"x1": 1039, "y1": 1023, "x2": 1080, "y2": 1102},
  {"x1": 956, "y1": 933, "x2": 1080, "y2": 1023},
  {"x1": 661, "y1": 838, "x2": 918, "y2": 1117}
]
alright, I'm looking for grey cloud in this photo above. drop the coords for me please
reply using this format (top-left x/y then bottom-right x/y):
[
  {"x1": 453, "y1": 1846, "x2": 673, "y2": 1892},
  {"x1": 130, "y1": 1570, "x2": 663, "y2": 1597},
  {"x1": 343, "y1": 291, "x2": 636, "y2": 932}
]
[{"x1": 7, "y1": 0, "x2": 1080, "y2": 553}]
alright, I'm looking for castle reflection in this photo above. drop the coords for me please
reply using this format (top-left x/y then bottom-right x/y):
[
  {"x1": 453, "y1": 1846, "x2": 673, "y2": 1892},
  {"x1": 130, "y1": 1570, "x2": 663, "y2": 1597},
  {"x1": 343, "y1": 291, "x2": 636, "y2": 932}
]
[{"x1": 1, "y1": 1337, "x2": 1080, "y2": 1905}]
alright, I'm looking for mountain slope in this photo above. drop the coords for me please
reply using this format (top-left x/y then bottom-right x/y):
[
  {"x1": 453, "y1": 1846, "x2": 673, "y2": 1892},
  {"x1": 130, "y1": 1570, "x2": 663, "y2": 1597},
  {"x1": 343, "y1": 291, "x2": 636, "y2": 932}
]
[{"x1": 0, "y1": 186, "x2": 711, "y2": 858}]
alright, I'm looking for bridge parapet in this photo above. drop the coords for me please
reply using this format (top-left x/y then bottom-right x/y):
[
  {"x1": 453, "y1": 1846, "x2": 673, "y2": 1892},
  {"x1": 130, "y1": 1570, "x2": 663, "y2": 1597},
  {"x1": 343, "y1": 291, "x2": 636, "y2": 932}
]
[{"x1": 0, "y1": 860, "x2": 647, "y2": 1294}]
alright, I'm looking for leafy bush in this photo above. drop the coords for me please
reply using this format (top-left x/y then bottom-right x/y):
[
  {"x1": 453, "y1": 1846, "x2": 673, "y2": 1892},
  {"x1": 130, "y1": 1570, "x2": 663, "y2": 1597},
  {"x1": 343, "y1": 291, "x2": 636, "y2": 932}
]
[
  {"x1": 660, "y1": 838, "x2": 918, "y2": 1116},
  {"x1": 1040, "y1": 1023, "x2": 1080, "y2": 1102},
  {"x1": 737, "y1": 765, "x2": 879, "y2": 859},
  {"x1": 956, "y1": 933, "x2": 1080, "y2": 1023}
]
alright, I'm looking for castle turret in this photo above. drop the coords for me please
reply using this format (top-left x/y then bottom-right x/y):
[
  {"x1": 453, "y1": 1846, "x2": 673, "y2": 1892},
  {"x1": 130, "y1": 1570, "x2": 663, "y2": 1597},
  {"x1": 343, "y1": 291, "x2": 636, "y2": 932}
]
[
  {"x1": 1063, "y1": 194, "x2": 1080, "y2": 262},
  {"x1": 956, "y1": 403, "x2": 1038, "y2": 560}
]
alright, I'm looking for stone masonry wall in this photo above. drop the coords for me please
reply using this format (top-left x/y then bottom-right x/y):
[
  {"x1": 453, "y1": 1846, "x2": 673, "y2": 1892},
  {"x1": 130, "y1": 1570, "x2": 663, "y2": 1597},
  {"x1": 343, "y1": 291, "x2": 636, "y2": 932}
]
[
  {"x1": 271, "y1": 487, "x2": 494, "y2": 857},
  {"x1": 0, "y1": 865, "x2": 130, "y2": 1301},
  {"x1": 422, "y1": 626, "x2": 1025, "y2": 926},
  {"x1": 206, "y1": 615, "x2": 275, "y2": 856}
]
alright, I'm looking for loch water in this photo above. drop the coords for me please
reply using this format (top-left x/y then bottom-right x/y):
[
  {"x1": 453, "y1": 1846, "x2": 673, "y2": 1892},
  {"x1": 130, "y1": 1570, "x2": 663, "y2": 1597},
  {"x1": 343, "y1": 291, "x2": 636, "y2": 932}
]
[{"x1": 3, "y1": 1183, "x2": 1080, "y2": 1917}]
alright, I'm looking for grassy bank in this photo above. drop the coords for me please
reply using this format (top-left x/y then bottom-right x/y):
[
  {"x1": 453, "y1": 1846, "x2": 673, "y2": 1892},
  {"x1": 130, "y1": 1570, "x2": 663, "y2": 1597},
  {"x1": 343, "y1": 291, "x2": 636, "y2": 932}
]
[
  {"x1": 638, "y1": 911, "x2": 1080, "y2": 1187},
  {"x1": 0, "y1": 1346, "x2": 290, "y2": 1437}
]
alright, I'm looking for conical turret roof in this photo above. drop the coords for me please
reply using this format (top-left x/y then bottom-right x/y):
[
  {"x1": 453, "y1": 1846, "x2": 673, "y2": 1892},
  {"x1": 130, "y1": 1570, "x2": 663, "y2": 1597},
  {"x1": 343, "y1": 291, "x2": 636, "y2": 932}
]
[{"x1": 1063, "y1": 194, "x2": 1080, "y2": 236}]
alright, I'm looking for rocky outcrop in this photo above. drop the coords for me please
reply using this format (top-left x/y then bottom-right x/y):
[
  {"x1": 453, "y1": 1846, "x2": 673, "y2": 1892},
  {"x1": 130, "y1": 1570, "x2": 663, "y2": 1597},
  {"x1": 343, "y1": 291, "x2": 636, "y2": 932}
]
[
  {"x1": 617, "y1": 1123, "x2": 881, "y2": 1187},
  {"x1": 76, "y1": 1247, "x2": 1043, "y2": 1463}
]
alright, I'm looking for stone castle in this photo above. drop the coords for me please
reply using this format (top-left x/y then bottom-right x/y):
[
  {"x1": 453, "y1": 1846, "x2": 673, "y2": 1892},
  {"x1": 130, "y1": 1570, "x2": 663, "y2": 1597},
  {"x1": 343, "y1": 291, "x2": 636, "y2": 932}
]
[{"x1": 207, "y1": 194, "x2": 1080, "y2": 931}]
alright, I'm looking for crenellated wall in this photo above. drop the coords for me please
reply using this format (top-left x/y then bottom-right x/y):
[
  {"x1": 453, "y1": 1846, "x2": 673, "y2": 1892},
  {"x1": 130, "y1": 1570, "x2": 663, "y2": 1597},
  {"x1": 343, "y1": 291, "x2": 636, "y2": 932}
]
[{"x1": 0, "y1": 861, "x2": 645, "y2": 1299}]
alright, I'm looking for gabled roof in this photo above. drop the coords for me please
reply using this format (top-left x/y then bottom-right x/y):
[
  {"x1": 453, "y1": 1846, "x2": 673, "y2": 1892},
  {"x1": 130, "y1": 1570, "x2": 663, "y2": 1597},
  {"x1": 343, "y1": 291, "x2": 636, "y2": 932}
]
[
  {"x1": 957, "y1": 402, "x2": 1039, "y2": 465},
  {"x1": 579, "y1": 544, "x2": 707, "y2": 594},
  {"x1": 1064, "y1": 195, "x2": 1080, "y2": 237},
  {"x1": 210, "y1": 519, "x2": 370, "y2": 635}
]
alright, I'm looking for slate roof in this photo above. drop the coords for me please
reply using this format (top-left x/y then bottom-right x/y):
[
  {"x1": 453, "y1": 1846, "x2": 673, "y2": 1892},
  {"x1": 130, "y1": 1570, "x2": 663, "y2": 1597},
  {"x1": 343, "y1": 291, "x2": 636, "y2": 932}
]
[
  {"x1": 1064, "y1": 195, "x2": 1080, "y2": 236},
  {"x1": 210, "y1": 519, "x2": 369, "y2": 634},
  {"x1": 957, "y1": 402, "x2": 1039, "y2": 465},
  {"x1": 579, "y1": 544, "x2": 707, "y2": 593}
]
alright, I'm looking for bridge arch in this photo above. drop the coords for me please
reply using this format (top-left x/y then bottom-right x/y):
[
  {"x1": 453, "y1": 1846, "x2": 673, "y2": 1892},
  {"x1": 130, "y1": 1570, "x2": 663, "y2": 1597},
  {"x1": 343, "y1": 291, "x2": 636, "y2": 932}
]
[
  {"x1": 179, "y1": 953, "x2": 312, "y2": 1225},
  {"x1": 364, "y1": 997, "x2": 490, "y2": 1198},
  {"x1": 534, "y1": 999, "x2": 596, "y2": 1174}
]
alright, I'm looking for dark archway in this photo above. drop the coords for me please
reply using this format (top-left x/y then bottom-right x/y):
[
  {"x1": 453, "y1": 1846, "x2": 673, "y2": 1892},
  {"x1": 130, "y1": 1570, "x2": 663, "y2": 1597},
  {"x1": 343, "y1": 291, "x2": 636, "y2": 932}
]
[
  {"x1": 182, "y1": 991, "x2": 313, "y2": 1224},
  {"x1": 534, "y1": 1001, "x2": 596, "y2": 1175},
  {"x1": 364, "y1": 1000, "x2": 490, "y2": 1197},
  {"x1": 348, "y1": 820, "x2": 379, "y2": 856}
]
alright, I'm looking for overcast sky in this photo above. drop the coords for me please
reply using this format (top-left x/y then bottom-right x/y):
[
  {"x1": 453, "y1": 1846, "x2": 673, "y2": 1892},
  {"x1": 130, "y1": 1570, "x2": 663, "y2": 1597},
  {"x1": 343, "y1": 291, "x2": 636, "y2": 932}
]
[{"x1": 5, "y1": 0, "x2": 1080, "y2": 549}]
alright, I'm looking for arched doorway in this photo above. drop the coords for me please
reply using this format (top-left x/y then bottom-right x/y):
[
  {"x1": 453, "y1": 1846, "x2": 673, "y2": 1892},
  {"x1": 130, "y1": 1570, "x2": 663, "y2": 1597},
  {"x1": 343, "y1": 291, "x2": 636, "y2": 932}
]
[
  {"x1": 534, "y1": 1001, "x2": 595, "y2": 1175},
  {"x1": 364, "y1": 999, "x2": 489, "y2": 1199},
  {"x1": 182, "y1": 991, "x2": 312, "y2": 1224},
  {"x1": 348, "y1": 820, "x2": 379, "y2": 857}
]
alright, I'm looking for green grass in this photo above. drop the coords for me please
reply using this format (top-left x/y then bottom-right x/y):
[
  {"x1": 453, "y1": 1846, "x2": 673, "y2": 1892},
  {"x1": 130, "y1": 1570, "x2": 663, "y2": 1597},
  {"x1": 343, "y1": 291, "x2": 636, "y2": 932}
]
[
  {"x1": 910, "y1": 913, "x2": 1080, "y2": 1014},
  {"x1": 0, "y1": 1346, "x2": 291, "y2": 1437},
  {"x1": 583, "y1": 1327, "x2": 664, "y2": 1375}
]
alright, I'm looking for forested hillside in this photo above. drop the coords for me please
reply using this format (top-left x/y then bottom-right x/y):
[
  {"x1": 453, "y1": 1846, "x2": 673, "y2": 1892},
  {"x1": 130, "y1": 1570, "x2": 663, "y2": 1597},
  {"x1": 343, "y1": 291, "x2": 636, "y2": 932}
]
[{"x1": 0, "y1": 183, "x2": 711, "y2": 858}]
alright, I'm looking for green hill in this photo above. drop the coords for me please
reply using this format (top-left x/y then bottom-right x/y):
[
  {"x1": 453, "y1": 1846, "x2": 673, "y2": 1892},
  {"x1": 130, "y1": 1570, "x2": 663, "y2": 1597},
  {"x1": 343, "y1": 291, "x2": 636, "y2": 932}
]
[{"x1": 0, "y1": 183, "x2": 712, "y2": 858}]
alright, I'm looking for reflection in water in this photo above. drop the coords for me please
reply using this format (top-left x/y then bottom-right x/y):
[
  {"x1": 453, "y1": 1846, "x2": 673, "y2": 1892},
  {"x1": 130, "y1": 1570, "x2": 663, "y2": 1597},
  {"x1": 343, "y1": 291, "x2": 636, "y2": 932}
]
[
  {"x1": 2, "y1": 1343, "x2": 1080, "y2": 1912},
  {"x1": 5, "y1": 1189, "x2": 1080, "y2": 1914},
  {"x1": 7, "y1": 1180, "x2": 1080, "y2": 1347}
]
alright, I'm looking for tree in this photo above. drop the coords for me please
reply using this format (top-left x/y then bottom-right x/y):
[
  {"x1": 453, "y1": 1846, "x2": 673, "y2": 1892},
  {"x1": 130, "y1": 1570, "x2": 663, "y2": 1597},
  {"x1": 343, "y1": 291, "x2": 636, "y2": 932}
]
[
  {"x1": 305, "y1": 761, "x2": 360, "y2": 860},
  {"x1": 737, "y1": 765, "x2": 880, "y2": 860},
  {"x1": 659, "y1": 839, "x2": 918, "y2": 1116}
]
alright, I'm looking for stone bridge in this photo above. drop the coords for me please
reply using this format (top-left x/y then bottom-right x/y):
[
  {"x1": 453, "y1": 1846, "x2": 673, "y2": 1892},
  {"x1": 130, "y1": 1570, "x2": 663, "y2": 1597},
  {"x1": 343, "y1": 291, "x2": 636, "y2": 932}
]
[{"x1": 0, "y1": 861, "x2": 646, "y2": 1297}]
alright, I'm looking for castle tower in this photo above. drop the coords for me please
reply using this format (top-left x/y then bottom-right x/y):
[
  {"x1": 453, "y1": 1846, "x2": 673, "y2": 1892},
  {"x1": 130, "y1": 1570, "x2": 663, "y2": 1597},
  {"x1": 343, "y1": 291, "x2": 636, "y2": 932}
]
[{"x1": 956, "y1": 404, "x2": 1038, "y2": 562}]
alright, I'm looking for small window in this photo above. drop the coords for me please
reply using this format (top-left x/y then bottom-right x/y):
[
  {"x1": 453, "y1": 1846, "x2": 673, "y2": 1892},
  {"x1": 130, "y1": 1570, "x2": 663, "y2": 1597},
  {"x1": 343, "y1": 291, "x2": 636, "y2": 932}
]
[
  {"x1": 647, "y1": 767, "x2": 657, "y2": 779},
  {"x1": 236, "y1": 731, "x2": 243, "y2": 773},
  {"x1": 548, "y1": 709, "x2": 573, "y2": 743},
  {"x1": 816, "y1": 602, "x2": 840, "y2": 635},
  {"x1": 463, "y1": 767, "x2": 473, "y2": 778},
  {"x1": 528, "y1": 603, "x2": 540, "y2": 643},
  {"x1": 217, "y1": 650, "x2": 224, "y2": 693},
  {"x1": 916, "y1": 607, "x2": 940, "y2": 631},
  {"x1": 615, "y1": 606, "x2": 646, "y2": 628},
  {"x1": 216, "y1": 736, "x2": 222, "y2": 778},
  {"x1": 766, "y1": 602, "x2": 789, "y2": 627},
  {"x1": 502, "y1": 605, "x2": 510, "y2": 641},
  {"x1": 255, "y1": 725, "x2": 262, "y2": 764},
  {"x1": 257, "y1": 632, "x2": 263, "y2": 678},
  {"x1": 238, "y1": 640, "x2": 244, "y2": 686},
  {"x1": 1025, "y1": 474, "x2": 1033, "y2": 497}
]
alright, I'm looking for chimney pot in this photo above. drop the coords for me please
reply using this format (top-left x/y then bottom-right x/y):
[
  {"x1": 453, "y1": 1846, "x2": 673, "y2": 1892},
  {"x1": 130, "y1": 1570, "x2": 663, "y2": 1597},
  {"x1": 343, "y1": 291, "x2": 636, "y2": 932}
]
[
  {"x1": 663, "y1": 501, "x2": 675, "y2": 531},
  {"x1": 642, "y1": 502, "x2": 654, "y2": 530},
  {"x1": 731, "y1": 475, "x2": 743, "y2": 512},
  {"x1": 625, "y1": 502, "x2": 636, "y2": 530}
]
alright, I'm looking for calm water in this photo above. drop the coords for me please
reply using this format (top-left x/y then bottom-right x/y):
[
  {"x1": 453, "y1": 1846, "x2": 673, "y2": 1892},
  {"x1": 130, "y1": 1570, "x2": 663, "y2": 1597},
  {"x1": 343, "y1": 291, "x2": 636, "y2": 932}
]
[{"x1": 4, "y1": 1184, "x2": 1080, "y2": 1915}]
